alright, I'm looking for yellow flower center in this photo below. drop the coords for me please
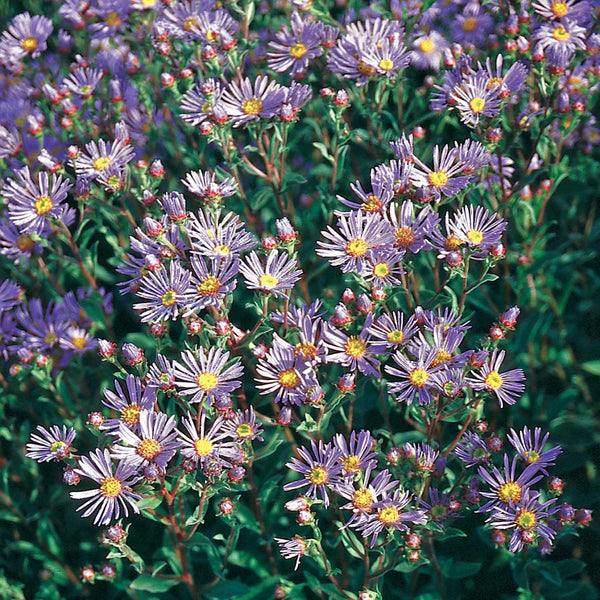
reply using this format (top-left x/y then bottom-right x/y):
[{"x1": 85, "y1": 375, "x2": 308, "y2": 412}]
[
  {"x1": 296, "y1": 342, "x2": 318, "y2": 359},
  {"x1": 344, "y1": 336, "x2": 367, "y2": 359},
  {"x1": 409, "y1": 367, "x2": 429, "y2": 387},
  {"x1": 466, "y1": 229, "x2": 484, "y2": 244},
  {"x1": 487, "y1": 76, "x2": 503, "y2": 89},
  {"x1": 342, "y1": 454, "x2": 361, "y2": 473},
  {"x1": 462, "y1": 17, "x2": 478, "y2": 32},
  {"x1": 363, "y1": 194, "x2": 382, "y2": 212},
  {"x1": 259, "y1": 274, "x2": 279, "y2": 289},
  {"x1": 515, "y1": 509, "x2": 537, "y2": 530},
  {"x1": 497, "y1": 481, "x2": 522, "y2": 503},
  {"x1": 121, "y1": 404, "x2": 142, "y2": 426},
  {"x1": 431, "y1": 349, "x2": 452, "y2": 367},
  {"x1": 21, "y1": 36, "x2": 38, "y2": 52},
  {"x1": 241, "y1": 98, "x2": 263, "y2": 115},
  {"x1": 419, "y1": 39, "x2": 435, "y2": 53},
  {"x1": 71, "y1": 336, "x2": 87, "y2": 350},
  {"x1": 137, "y1": 438, "x2": 161, "y2": 460},
  {"x1": 194, "y1": 437, "x2": 213, "y2": 457},
  {"x1": 357, "y1": 60, "x2": 376, "y2": 76},
  {"x1": 80, "y1": 84, "x2": 92, "y2": 96},
  {"x1": 235, "y1": 423, "x2": 253, "y2": 438},
  {"x1": 387, "y1": 329, "x2": 404, "y2": 344},
  {"x1": 394, "y1": 227, "x2": 415, "y2": 248},
  {"x1": 278, "y1": 368, "x2": 300, "y2": 389},
  {"x1": 378, "y1": 505, "x2": 400, "y2": 525},
  {"x1": 44, "y1": 332, "x2": 57, "y2": 344},
  {"x1": 183, "y1": 16, "x2": 198, "y2": 32},
  {"x1": 214, "y1": 244, "x2": 230, "y2": 255},
  {"x1": 107, "y1": 175, "x2": 121, "y2": 188},
  {"x1": 345, "y1": 238, "x2": 368, "y2": 258},
  {"x1": 142, "y1": 0, "x2": 157, "y2": 6},
  {"x1": 105, "y1": 11, "x2": 121, "y2": 27},
  {"x1": 17, "y1": 235, "x2": 35, "y2": 251},
  {"x1": 551, "y1": 1, "x2": 569, "y2": 17},
  {"x1": 290, "y1": 42, "x2": 307, "y2": 59},
  {"x1": 445, "y1": 235, "x2": 464, "y2": 251},
  {"x1": 352, "y1": 488, "x2": 374, "y2": 510},
  {"x1": 100, "y1": 476, "x2": 123, "y2": 498},
  {"x1": 198, "y1": 276, "x2": 221, "y2": 297},
  {"x1": 373, "y1": 262, "x2": 390, "y2": 278},
  {"x1": 196, "y1": 372, "x2": 219, "y2": 391},
  {"x1": 552, "y1": 26, "x2": 571, "y2": 41},
  {"x1": 93, "y1": 156, "x2": 111, "y2": 171},
  {"x1": 161, "y1": 288, "x2": 177, "y2": 306},
  {"x1": 34, "y1": 195, "x2": 53, "y2": 216},
  {"x1": 469, "y1": 97, "x2": 486, "y2": 113},
  {"x1": 428, "y1": 170, "x2": 448, "y2": 188},
  {"x1": 308, "y1": 466, "x2": 328, "y2": 485},
  {"x1": 379, "y1": 58, "x2": 394, "y2": 71},
  {"x1": 50, "y1": 440, "x2": 67, "y2": 453},
  {"x1": 524, "y1": 450, "x2": 540, "y2": 463},
  {"x1": 484, "y1": 371, "x2": 503, "y2": 390}
]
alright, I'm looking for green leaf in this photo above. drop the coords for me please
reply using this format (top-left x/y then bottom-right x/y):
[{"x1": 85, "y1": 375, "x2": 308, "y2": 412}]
[
  {"x1": 581, "y1": 361, "x2": 600, "y2": 376},
  {"x1": 129, "y1": 574, "x2": 179, "y2": 593},
  {"x1": 206, "y1": 580, "x2": 251, "y2": 599}
]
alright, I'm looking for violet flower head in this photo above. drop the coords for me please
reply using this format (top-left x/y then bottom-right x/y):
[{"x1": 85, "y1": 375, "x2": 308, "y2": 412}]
[
  {"x1": 506, "y1": 427, "x2": 562, "y2": 474},
  {"x1": 26, "y1": 425, "x2": 76, "y2": 462},
  {"x1": 240, "y1": 250, "x2": 302, "y2": 299},
  {"x1": 220, "y1": 76, "x2": 285, "y2": 127},
  {"x1": 468, "y1": 349, "x2": 525, "y2": 407}
]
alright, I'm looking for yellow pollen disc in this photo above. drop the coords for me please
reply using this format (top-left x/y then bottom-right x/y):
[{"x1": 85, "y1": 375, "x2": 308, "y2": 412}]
[
  {"x1": 428, "y1": 170, "x2": 448, "y2": 188},
  {"x1": 462, "y1": 17, "x2": 478, "y2": 32},
  {"x1": 183, "y1": 16, "x2": 198, "y2": 32},
  {"x1": 106, "y1": 11, "x2": 121, "y2": 27},
  {"x1": 236, "y1": 423, "x2": 253, "y2": 438},
  {"x1": 71, "y1": 336, "x2": 87, "y2": 350},
  {"x1": 194, "y1": 437, "x2": 213, "y2": 457},
  {"x1": 379, "y1": 58, "x2": 394, "y2": 71},
  {"x1": 363, "y1": 194, "x2": 382, "y2": 212},
  {"x1": 344, "y1": 336, "x2": 367, "y2": 359},
  {"x1": 431, "y1": 504, "x2": 448, "y2": 518},
  {"x1": 357, "y1": 60, "x2": 376, "y2": 76},
  {"x1": 551, "y1": 1, "x2": 569, "y2": 17},
  {"x1": 100, "y1": 476, "x2": 123, "y2": 498},
  {"x1": 290, "y1": 42, "x2": 307, "y2": 59},
  {"x1": 21, "y1": 36, "x2": 39, "y2": 52},
  {"x1": 445, "y1": 235, "x2": 464, "y2": 251},
  {"x1": 50, "y1": 440, "x2": 67, "y2": 453},
  {"x1": 241, "y1": 98, "x2": 263, "y2": 115},
  {"x1": 259, "y1": 274, "x2": 279, "y2": 289},
  {"x1": 161, "y1": 288, "x2": 177, "y2": 306},
  {"x1": 308, "y1": 465, "x2": 328, "y2": 485},
  {"x1": 432, "y1": 349, "x2": 452, "y2": 367},
  {"x1": 296, "y1": 342, "x2": 318, "y2": 359},
  {"x1": 80, "y1": 84, "x2": 92, "y2": 96},
  {"x1": 44, "y1": 332, "x2": 57, "y2": 344},
  {"x1": 142, "y1": 0, "x2": 156, "y2": 6},
  {"x1": 352, "y1": 488, "x2": 374, "y2": 510},
  {"x1": 214, "y1": 244, "x2": 230, "y2": 255},
  {"x1": 515, "y1": 509, "x2": 537, "y2": 530},
  {"x1": 387, "y1": 329, "x2": 404, "y2": 344},
  {"x1": 409, "y1": 367, "x2": 429, "y2": 387},
  {"x1": 196, "y1": 372, "x2": 219, "y2": 391},
  {"x1": 342, "y1": 454, "x2": 361, "y2": 473},
  {"x1": 121, "y1": 404, "x2": 142, "y2": 426},
  {"x1": 201, "y1": 100, "x2": 212, "y2": 113},
  {"x1": 137, "y1": 438, "x2": 161, "y2": 460},
  {"x1": 497, "y1": 481, "x2": 522, "y2": 503},
  {"x1": 487, "y1": 76, "x2": 503, "y2": 90},
  {"x1": 466, "y1": 229, "x2": 484, "y2": 245},
  {"x1": 345, "y1": 238, "x2": 368, "y2": 258},
  {"x1": 419, "y1": 39, "x2": 435, "y2": 53},
  {"x1": 394, "y1": 226, "x2": 415, "y2": 248},
  {"x1": 107, "y1": 175, "x2": 121, "y2": 188},
  {"x1": 373, "y1": 262, "x2": 390, "y2": 278},
  {"x1": 469, "y1": 97, "x2": 486, "y2": 113},
  {"x1": 524, "y1": 450, "x2": 540, "y2": 463},
  {"x1": 206, "y1": 30, "x2": 218, "y2": 42},
  {"x1": 34, "y1": 195, "x2": 53, "y2": 216},
  {"x1": 197, "y1": 276, "x2": 222, "y2": 297},
  {"x1": 17, "y1": 235, "x2": 35, "y2": 251},
  {"x1": 378, "y1": 505, "x2": 400, "y2": 525},
  {"x1": 278, "y1": 368, "x2": 300, "y2": 389},
  {"x1": 552, "y1": 26, "x2": 570, "y2": 41},
  {"x1": 92, "y1": 156, "x2": 111, "y2": 171},
  {"x1": 485, "y1": 371, "x2": 503, "y2": 390}
]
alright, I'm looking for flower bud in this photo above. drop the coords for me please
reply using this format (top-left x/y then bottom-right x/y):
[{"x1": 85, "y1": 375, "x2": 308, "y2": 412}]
[
  {"x1": 122, "y1": 343, "x2": 144, "y2": 366},
  {"x1": 88, "y1": 412, "x2": 105, "y2": 427},
  {"x1": 277, "y1": 406, "x2": 292, "y2": 426},
  {"x1": 219, "y1": 498, "x2": 234, "y2": 514}
]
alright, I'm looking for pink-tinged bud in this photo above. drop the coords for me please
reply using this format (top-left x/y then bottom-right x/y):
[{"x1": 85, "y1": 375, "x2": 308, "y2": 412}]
[
  {"x1": 201, "y1": 80, "x2": 215, "y2": 94},
  {"x1": 88, "y1": 412, "x2": 105, "y2": 427},
  {"x1": 277, "y1": 406, "x2": 292, "y2": 426},
  {"x1": 280, "y1": 103, "x2": 294, "y2": 122},
  {"x1": 518, "y1": 254, "x2": 530, "y2": 265},
  {"x1": 157, "y1": 41, "x2": 171, "y2": 56},
  {"x1": 135, "y1": 159, "x2": 148, "y2": 170},
  {"x1": 333, "y1": 89, "x2": 349, "y2": 106},
  {"x1": 203, "y1": 44, "x2": 217, "y2": 60},
  {"x1": 518, "y1": 11, "x2": 530, "y2": 23},
  {"x1": 333, "y1": 303, "x2": 352, "y2": 326},
  {"x1": 18, "y1": 348, "x2": 33, "y2": 364},
  {"x1": 228, "y1": 465, "x2": 246, "y2": 482},
  {"x1": 200, "y1": 121, "x2": 214, "y2": 135},
  {"x1": 521, "y1": 530, "x2": 536, "y2": 544},
  {"x1": 297, "y1": 509, "x2": 313, "y2": 524},
  {"x1": 98, "y1": 339, "x2": 116, "y2": 359},
  {"x1": 356, "y1": 293, "x2": 373, "y2": 314},
  {"x1": 9, "y1": 364, "x2": 20, "y2": 376},
  {"x1": 548, "y1": 476, "x2": 564, "y2": 494},
  {"x1": 101, "y1": 563, "x2": 116, "y2": 578},
  {"x1": 573, "y1": 100, "x2": 585, "y2": 112},
  {"x1": 504, "y1": 39, "x2": 517, "y2": 52},
  {"x1": 35, "y1": 354, "x2": 49, "y2": 367},
  {"x1": 412, "y1": 125, "x2": 425, "y2": 139},
  {"x1": 27, "y1": 115, "x2": 42, "y2": 135},
  {"x1": 215, "y1": 320, "x2": 231, "y2": 336},
  {"x1": 81, "y1": 567, "x2": 95, "y2": 582},
  {"x1": 342, "y1": 288, "x2": 355, "y2": 303},
  {"x1": 67, "y1": 145, "x2": 80, "y2": 159},
  {"x1": 150, "y1": 322, "x2": 167, "y2": 337},
  {"x1": 519, "y1": 185, "x2": 532, "y2": 200},
  {"x1": 252, "y1": 343, "x2": 268, "y2": 359},
  {"x1": 276, "y1": 217, "x2": 297, "y2": 242},
  {"x1": 386, "y1": 446, "x2": 402, "y2": 464},
  {"x1": 516, "y1": 36, "x2": 530, "y2": 53},
  {"x1": 541, "y1": 179, "x2": 552, "y2": 191},
  {"x1": 106, "y1": 524, "x2": 124, "y2": 542},
  {"x1": 337, "y1": 372, "x2": 356, "y2": 393},
  {"x1": 489, "y1": 243, "x2": 505, "y2": 258},
  {"x1": 141, "y1": 189, "x2": 155, "y2": 206},
  {"x1": 575, "y1": 508, "x2": 592, "y2": 526},
  {"x1": 491, "y1": 530, "x2": 506, "y2": 545},
  {"x1": 475, "y1": 419, "x2": 488, "y2": 433},
  {"x1": 372, "y1": 288, "x2": 387, "y2": 301},
  {"x1": 61, "y1": 117, "x2": 73, "y2": 129},
  {"x1": 487, "y1": 127, "x2": 502, "y2": 142},
  {"x1": 487, "y1": 434, "x2": 503, "y2": 452},
  {"x1": 532, "y1": 43, "x2": 545, "y2": 61},
  {"x1": 449, "y1": 499, "x2": 460, "y2": 511},
  {"x1": 230, "y1": 326, "x2": 245, "y2": 343},
  {"x1": 499, "y1": 305, "x2": 520, "y2": 328},
  {"x1": 143, "y1": 216, "x2": 164, "y2": 237},
  {"x1": 149, "y1": 160, "x2": 165, "y2": 178},
  {"x1": 446, "y1": 251, "x2": 462, "y2": 267},
  {"x1": 406, "y1": 533, "x2": 421, "y2": 548},
  {"x1": 122, "y1": 343, "x2": 144, "y2": 366},
  {"x1": 320, "y1": 87, "x2": 334, "y2": 97},
  {"x1": 490, "y1": 326, "x2": 504, "y2": 340},
  {"x1": 262, "y1": 236, "x2": 277, "y2": 250},
  {"x1": 407, "y1": 550, "x2": 420, "y2": 562},
  {"x1": 274, "y1": 586, "x2": 286, "y2": 599},
  {"x1": 219, "y1": 498, "x2": 234, "y2": 514},
  {"x1": 443, "y1": 48, "x2": 456, "y2": 68},
  {"x1": 285, "y1": 497, "x2": 309, "y2": 511},
  {"x1": 188, "y1": 321, "x2": 202, "y2": 335},
  {"x1": 180, "y1": 67, "x2": 194, "y2": 79},
  {"x1": 63, "y1": 466, "x2": 80, "y2": 486}
]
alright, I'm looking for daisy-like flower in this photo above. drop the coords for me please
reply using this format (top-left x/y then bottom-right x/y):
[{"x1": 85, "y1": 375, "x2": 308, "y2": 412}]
[
  {"x1": 284, "y1": 440, "x2": 344, "y2": 507},
  {"x1": 267, "y1": 11, "x2": 324, "y2": 75},
  {"x1": 450, "y1": 72, "x2": 502, "y2": 127},
  {"x1": 0, "y1": 217, "x2": 42, "y2": 264},
  {"x1": 133, "y1": 261, "x2": 192, "y2": 322},
  {"x1": 454, "y1": 431, "x2": 490, "y2": 468},
  {"x1": 182, "y1": 170, "x2": 237, "y2": 206},
  {"x1": 421, "y1": 306, "x2": 471, "y2": 336},
  {"x1": 409, "y1": 327, "x2": 469, "y2": 370},
  {"x1": 333, "y1": 430, "x2": 378, "y2": 476},
  {"x1": 88, "y1": 0, "x2": 132, "y2": 40},
  {"x1": 321, "y1": 314, "x2": 386, "y2": 377},
  {"x1": 101, "y1": 375, "x2": 157, "y2": 437},
  {"x1": 477, "y1": 454, "x2": 544, "y2": 513},
  {"x1": 0, "y1": 12, "x2": 53, "y2": 62},
  {"x1": 533, "y1": 19, "x2": 587, "y2": 68},
  {"x1": 451, "y1": 2, "x2": 494, "y2": 47},
  {"x1": 240, "y1": 250, "x2": 302, "y2": 299},
  {"x1": 385, "y1": 346, "x2": 444, "y2": 406},
  {"x1": 173, "y1": 347, "x2": 244, "y2": 405},
  {"x1": 455, "y1": 139, "x2": 491, "y2": 174},
  {"x1": 3, "y1": 167, "x2": 72, "y2": 235},
  {"x1": 468, "y1": 349, "x2": 525, "y2": 407},
  {"x1": 506, "y1": 427, "x2": 562, "y2": 474},
  {"x1": 316, "y1": 211, "x2": 394, "y2": 275},
  {"x1": 0, "y1": 279, "x2": 23, "y2": 313},
  {"x1": 186, "y1": 255, "x2": 239, "y2": 313},
  {"x1": 271, "y1": 299, "x2": 325, "y2": 328},
  {"x1": 362, "y1": 38, "x2": 410, "y2": 80},
  {"x1": 420, "y1": 489, "x2": 459, "y2": 522},
  {"x1": 178, "y1": 411, "x2": 238, "y2": 467},
  {"x1": 385, "y1": 201, "x2": 439, "y2": 254},
  {"x1": 368, "y1": 311, "x2": 418, "y2": 349},
  {"x1": 487, "y1": 491, "x2": 558, "y2": 552},
  {"x1": 275, "y1": 536, "x2": 307, "y2": 571},
  {"x1": 357, "y1": 488, "x2": 428, "y2": 547},
  {"x1": 70, "y1": 449, "x2": 141, "y2": 526},
  {"x1": 180, "y1": 80, "x2": 225, "y2": 126},
  {"x1": 403, "y1": 442, "x2": 440, "y2": 472},
  {"x1": 410, "y1": 29, "x2": 449, "y2": 71},
  {"x1": 147, "y1": 354, "x2": 177, "y2": 393},
  {"x1": 58, "y1": 326, "x2": 96, "y2": 354},
  {"x1": 26, "y1": 425, "x2": 76, "y2": 462},
  {"x1": 220, "y1": 76, "x2": 285, "y2": 127},
  {"x1": 75, "y1": 138, "x2": 135, "y2": 181},
  {"x1": 361, "y1": 248, "x2": 405, "y2": 289},
  {"x1": 482, "y1": 56, "x2": 528, "y2": 98},
  {"x1": 61, "y1": 67, "x2": 103, "y2": 98},
  {"x1": 112, "y1": 410, "x2": 180, "y2": 470},
  {"x1": 226, "y1": 408, "x2": 264, "y2": 442},
  {"x1": 338, "y1": 168, "x2": 394, "y2": 214},
  {"x1": 532, "y1": 0, "x2": 590, "y2": 22},
  {"x1": 446, "y1": 205, "x2": 506, "y2": 258}
]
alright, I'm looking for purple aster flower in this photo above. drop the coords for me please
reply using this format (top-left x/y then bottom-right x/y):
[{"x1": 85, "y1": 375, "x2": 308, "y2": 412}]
[
  {"x1": 282, "y1": 81, "x2": 312, "y2": 113},
  {"x1": 487, "y1": 491, "x2": 558, "y2": 552},
  {"x1": 506, "y1": 427, "x2": 562, "y2": 474},
  {"x1": 360, "y1": 247, "x2": 406, "y2": 289},
  {"x1": 147, "y1": 354, "x2": 177, "y2": 393},
  {"x1": 357, "y1": 488, "x2": 428, "y2": 547},
  {"x1": 3, "y1": 167, "x2": 72, "y2": 235},
  {"x1": 385, "y1": 200, "x2": 440, "y2": 253},
  {"x1": 533, "y1": 19, "x2": 587, "y2": 68},
  {"x1": 0, "y1": 312, "x2": 19, "y2": 358},
  {"x1": 226, "y1": 407, "x2": 264, "y2": 442},
  {"x1": 58, "y1": 326, "x2": 96, "y2": 354},
  {"x1": 451, "y1": 3, "x2": 494, "y2": 47},
  {"x1": 410, "y1": 29, "x2": 449, "y2": 71},
  {"x1": 173, "y1": 347, "x2": 243, "y2": 405},
  {"x1": 0, "y1": 12, "x2": 53, "y2": 62},
  {"x1": 321, "y1": 314, "x2": 386, "y2": 377},
  {"x1": 112, "y1": 410, "x2": 180, "y2": 470},
  {"x1": 220, "y1": 76, "x2": 285, "y2": 127},
  {"x1": 454, "y1": 431, "x2": 490, "y2": 468},
  {"x1": 275, "y1": 536, "x2": 307, "y2": 571},
  {"x1": 0, "y1": 125, "x2": 21, "y2": 158},
  {"x1": 390, "y1": 132, "x2": 415, "y2": 162},
  {"x1": 182, "y1": 170, "x2": 237, "y2": 205},
  {"x1": 186, "y1": 255, "x2": 239, "y2": 312},
  {"x1": 420, "y1": 489, "x2": 459, "y2": 522},
  {"x1": 450, "y1": 72, "x2": 502, "y2": 127},
  {"x1": 454, "y1": 139, "x2": 491, "y2": 174},
  {"x1": 363, "y1": 38, "x2": 410, "y2": 80},
  {"x1": 338, "y1": 167, "x2": 394, "y2": 214},
  {"x1": 271, "y1": 299, "x2": 325, "y2": 328},
  {"x1": 88, "y1": 0, "x2": 132, "y2": 40},
  {"x1": 159, "y1": 192, "x2": 188, "y2": 223},
  {"x1": 294, "y1": 317, "x2": 328, "y2": 368},
  {"x1": 446, "y1": 205, "x2": 507, "y2": 258},
  {"x1": 316, "y1": 211, "x2": 395, "y2": 274},
  {"x1": 158, "y1": 0, "x2": 215, "y2": 40},
  {"x1": 284, "y1": 440, "x2": 344, "y2": 507},
  {"x1": 483, "y1": 55, "x2": 528, "y2": 97},
  {"x1": 333, "y1": 430, "x2": 378, "y2": 475},
  {"x1": 100, "y1": 375, "x2": 157, "y2": 437},
  {"x1": 240, "y1": 250, "x2": 302, "y2": 298},
  {"x1": 368, "y1": 311, "x2": 419, "y2": 349},
  {"x1": 70, "y1": 449, "x2": 141, "y2": 525},
  {"x1": 409, "y1": 327, "x2": 469, "y2": 369},
  {"x1": 61, "y1": 67, "x2": 103, "y2": 98},
  {"x1": 267, "y1": 11, "x2": 324, "y2": 75},
  {"x1": 189, "y1": 209, "x2": 256, "y2": 258},
  {"x1": 477, "y1": 454, "x2": 544, "y2": 513},
  {"x1": 403, "y1": 442, "x2": 440, "y2": 472},
  {"x1": 0, "y1": 279, "x2": 22, "y2": 313},
  {"x1": 468, "y1": 349, "x2": 525, "y2": 408},
  {"x1": 421, "y1": 307, "x2": 470, "y2": 336},
  {"x1": 26, "y1": 425, "x2": 76, "y2": 462},
  {"x1": 532, "y1": 0, "x2": 591, "y2": 22},
  {"x1": 75, "y1": 138, "x2": 135, "y2": 181},
  {"x1": 180, "y1": 79, "x2": 225, "y2": 126}
]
